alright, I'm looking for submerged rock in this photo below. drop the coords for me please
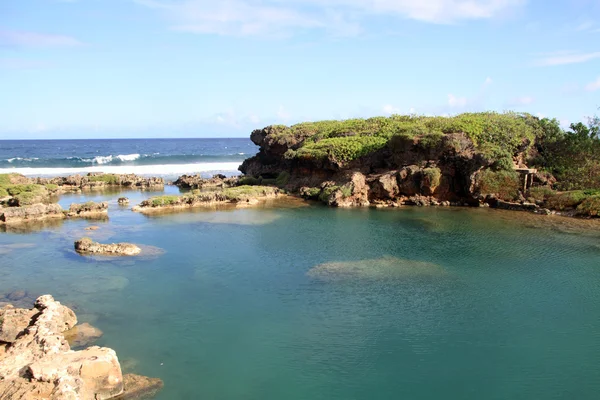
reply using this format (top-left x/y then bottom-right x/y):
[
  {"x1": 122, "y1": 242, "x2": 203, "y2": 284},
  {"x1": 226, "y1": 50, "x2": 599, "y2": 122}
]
[
  {"x1": 114, "y1": 374, "x2": 164, "y2": 400},
  {"x1": 0, "y1": 295, "x2": 163, "y2": 399},
  {"x1": 74, "y1": 238, "x2": 142, "y2": 256},
  {"x1": 118, "y1": 197, "x2": 130, "y2": 205},
  {"x1": 307, "y1": 256, "x2": 446, "y2": 281},
  {"x1": 64, "y1": 322, "x2": 104, "y2": 348}
]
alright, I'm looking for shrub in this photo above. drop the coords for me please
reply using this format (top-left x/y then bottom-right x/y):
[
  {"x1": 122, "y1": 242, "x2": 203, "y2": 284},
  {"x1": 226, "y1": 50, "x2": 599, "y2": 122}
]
[
  {"x1": 296, "y1": 136, "x2": 388, "y2": 163},
  {"x1": 150, "y1": 196, "x2": 180, "y2": 207},
  {"x1": 477, "y1": 169, "x2": 521, "y2": 201},
  {"x1": 238, "y1": 176, "x2": 260, "y2": 186},
  {"x1": 528, "y1": 186, "x2": 555, "y2": 202},
  {"x1": 88, "y1": 174, "x2": 119, "y2": 184},
  {"x1": 45, "y1": 184, "x2": 59, "y2": 191},
  {"x1": 576, "y1": 195, "x2": 600, "y2": 216},
  {"x1": 275, "y1": 171, "x2": 290, "y2": 187},
  {"x1": 422, "y1": 168, "x2": 442, "y2": 190},
  {"x1": 0, "y1": 187, "x2": 8, "y2": 197},
  {"x1": 260, "y1": 178, "x2": 277, "y2": 185},
  {"x1": 319, "y1": 186, "x2": 339, "y2": 203}
]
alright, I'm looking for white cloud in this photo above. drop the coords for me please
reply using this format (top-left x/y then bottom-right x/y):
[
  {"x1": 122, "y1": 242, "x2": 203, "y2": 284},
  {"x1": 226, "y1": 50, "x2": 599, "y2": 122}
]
[
  {"x1": 585, "y1": 77, "x2": 600, "y2": 91},
  {"x1": 0, "y1": 29, "x2": 82, "y2": 47},
  {"x1": 135, "y1": 0, "x2": 525, "y2": 37},
  {"x1": 447, "y1": 94, "x2": 468, "y2": 108},
  {"x1": 484, "y1": 76, "x2": 493, "y2": 86},
  {"x1": 534, "y1": 51, "x2": 600, "y2": 66}
]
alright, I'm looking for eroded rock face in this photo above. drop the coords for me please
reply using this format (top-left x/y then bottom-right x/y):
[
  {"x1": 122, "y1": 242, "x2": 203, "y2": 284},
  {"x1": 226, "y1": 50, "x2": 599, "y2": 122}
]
[
  {"x1": 0, "y1": 305, "x2": 37, "y2": 343},
  {"x1": 0, "y1": 204, "x2": 65, "y2": 224},
  {"x1": 67, "y1": 202, "x2": 109, "y2": 218},
  {"x1": 0, "y1": 296, "x2": 163, "y2": 400},
  {"x1": 74, "y1": 238, "x2": 141, "y2": 256},
  {"x1": 31, "y1": 174, "x2": 164, "y2": 191}
]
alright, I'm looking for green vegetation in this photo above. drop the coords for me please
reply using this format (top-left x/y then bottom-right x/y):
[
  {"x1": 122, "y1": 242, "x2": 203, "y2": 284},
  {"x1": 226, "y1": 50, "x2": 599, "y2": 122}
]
[
  {"x1": 0, "y1": 175, "x2": 50, "y2": 205},
  {"x1": 88, "y1": 174, "x2": 119, "y2": 184},
  {"x1": 273, "y1": 112, "x2": 541, "y2": 166},
  {"x1": 275, "y1": 171, "x2": 290, "y2": 187},
  {"x1": 45, "y1": 184, "x2": 59, "y2": 191},
  {"x1": 222, "y1": 185, "x2": 278, "y2": 201},
  {"x1": 150, "y1": 195, "x2": 180, "y2": 207},
  {"x1": 318, "y1": 184, "x2": 352, "y2": 202},
  {"x1": 545, "y1": 190, "x2": 600, "y2": 211},
  {"x1": 533, "y1": 114, "x2": 600, "y2": 190},
  {"x1": 576, "y1": 195, "x2": 600, "y2": 216},
  {"x1": 476, "y1": 170, "x2": 521, "y2": 201},
  {"x1": 422, "y1": 168, "x2": 442, "y2": 190},
  {"x1": 238, "y1": 176, "x2": 260, "y2": 186}
]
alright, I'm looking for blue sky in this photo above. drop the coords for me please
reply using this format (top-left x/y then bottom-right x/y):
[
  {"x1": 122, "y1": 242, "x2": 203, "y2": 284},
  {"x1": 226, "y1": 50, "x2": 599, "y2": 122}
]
[{"x1": 0, "y1": 0, "x2": 599, "y2": 139}]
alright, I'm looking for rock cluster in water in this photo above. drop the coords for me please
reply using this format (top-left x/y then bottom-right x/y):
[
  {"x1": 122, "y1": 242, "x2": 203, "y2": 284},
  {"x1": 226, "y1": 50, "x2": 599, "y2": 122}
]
[
  {"x1": 0, "y1": 201, "x2": 110, "y2": 225},
  {"x1": 172, "y1": 174, "x2": 238, "y2": 189},
  {"x1": 0, "y1": 295, "x2": 163, "y2": 399},
  {"x1": 74, "y1": 238, "x2": 142, "y2": 256},
  {"x1": 30, "y1": 173, "x2": 164, "y2": 191},
  {"x1": 67, "y1": 201, "x2": 109, "y2": 218}
]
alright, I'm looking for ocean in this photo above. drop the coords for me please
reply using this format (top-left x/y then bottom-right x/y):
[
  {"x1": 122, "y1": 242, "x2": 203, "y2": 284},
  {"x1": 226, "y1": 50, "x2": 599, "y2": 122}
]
[
  {"x1": 2, "y1": 139, "x2": 600, "y2": 399},
  {"x1": 0, "y1": 138, "x2": 254, "y2": 178}
]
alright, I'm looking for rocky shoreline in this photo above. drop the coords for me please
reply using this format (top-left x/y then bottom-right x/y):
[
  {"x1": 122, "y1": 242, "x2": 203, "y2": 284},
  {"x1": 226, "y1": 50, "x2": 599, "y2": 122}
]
[{"x1": 0, "y1": 295, "x2": 163, "y2": 399}]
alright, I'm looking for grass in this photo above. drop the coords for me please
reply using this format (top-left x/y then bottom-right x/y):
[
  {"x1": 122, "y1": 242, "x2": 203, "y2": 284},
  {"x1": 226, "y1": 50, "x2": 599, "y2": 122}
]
[
  {"x1": 0, "y1": 178, "x2": 50, "y2": 205},
  {"x1": 88, "y1": 174, "x2": 119, "y2": 184},
  {"x1": 422, "y1": 167, "x2": 442, "y2": 190},
  {"x1": 222, "y1": 185, "x2": 278, "y2": 201},
  {"x1": 150, "y1": 195, "x2": 180, "y2": 207}
]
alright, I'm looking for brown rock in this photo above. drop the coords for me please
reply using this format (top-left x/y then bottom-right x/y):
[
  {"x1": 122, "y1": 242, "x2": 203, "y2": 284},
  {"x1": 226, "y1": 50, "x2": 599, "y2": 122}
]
[
  {"x1": 64, "y1": 322, "x2": 103, "y2": 348},
  {"x1": 6, "y1": 290, "x2": 27, "y2": 301},
  {"x1": 74, "y1": 238, "x2": 142, "y2": 256},
  {"x1": 67, "y1": 201, "x2": 108, "y2": 218},
  {"x1": 369, "y1": 171, "x2": 399, "y2": 200},
  {"x1": 0, "y1": 305, "x2": 37, "y2": 343},
  {"x1": 85, "y1": 226, "x2": 100, "y2": 231},
  {"x1": 118, "y1": 197, "x2": 130, "y2": 205},
  {"x1": 0, "y1": 203, "x2": 64, "y2": 224}
]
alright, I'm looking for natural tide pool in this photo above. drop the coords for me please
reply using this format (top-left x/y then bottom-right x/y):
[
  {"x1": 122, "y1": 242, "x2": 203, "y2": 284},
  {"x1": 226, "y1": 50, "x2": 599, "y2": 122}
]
[{"x1": 1, "y1": 190, "x2": 600, "y2": 400}]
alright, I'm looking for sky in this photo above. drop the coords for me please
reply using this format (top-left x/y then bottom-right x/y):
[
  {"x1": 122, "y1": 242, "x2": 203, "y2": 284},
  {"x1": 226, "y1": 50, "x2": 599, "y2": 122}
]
[{"x1": 0, "y1": 0, "x2": 599, "y2": 139}]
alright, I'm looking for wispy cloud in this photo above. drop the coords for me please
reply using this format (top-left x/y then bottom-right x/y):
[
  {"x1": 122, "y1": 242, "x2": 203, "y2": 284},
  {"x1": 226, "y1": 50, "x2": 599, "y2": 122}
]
[
  {"x1": 0, "y1": 29, "x2": 82, "y2": 47},
  {"x1": 135, "y1": 0, "x2": 525, "y2": 37},
  {"x1": 586, "y1": 77, "x2": 600, "y2": 92},
  {"x1": 534, "y1": 51, "x2": 600, "y2": 66}
]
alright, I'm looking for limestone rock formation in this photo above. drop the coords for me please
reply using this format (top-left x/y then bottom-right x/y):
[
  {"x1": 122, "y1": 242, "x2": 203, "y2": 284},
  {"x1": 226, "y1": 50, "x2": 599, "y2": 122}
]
[
  {"x1": 67, "y1": 201, "x2": 109, "y2": 218},
  {"x1": 0, "y1": 203, "x2": 65, "y2": 224},
  {"x1": 173, "y1": 174, "x2": 237, "y2": 189},
  {"x1": 74, "y1": 238, "x2": 142, "y2": 256},
  {"x1": 118, "y1": 197, "x2": 130, "y2": 205},
  {"x1": 64, "y1": 322, "x2": 104, "y2": 348},
  {"x1": 0, "y1": 296, "x2": 163, "y2": 399}
]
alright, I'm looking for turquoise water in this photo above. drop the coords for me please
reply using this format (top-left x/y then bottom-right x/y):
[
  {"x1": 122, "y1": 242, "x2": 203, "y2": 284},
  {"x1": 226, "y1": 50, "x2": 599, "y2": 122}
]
[{"x1": 2, "y1": 190, "x2": 600, "y2": 399}]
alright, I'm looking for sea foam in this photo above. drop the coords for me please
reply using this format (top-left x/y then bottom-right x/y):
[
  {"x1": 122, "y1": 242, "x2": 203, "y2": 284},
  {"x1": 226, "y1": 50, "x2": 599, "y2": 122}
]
[{"x1": 0, "y1": 162, "x2": 242, "y2": 177}]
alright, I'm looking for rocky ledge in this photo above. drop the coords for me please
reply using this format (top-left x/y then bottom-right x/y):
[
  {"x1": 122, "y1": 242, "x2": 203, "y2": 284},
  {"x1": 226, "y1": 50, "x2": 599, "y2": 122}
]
[
  {"x1": 133, "y1": 185, "x2": 281, "y2": 213},
  {"x1": 67, "y1": 201, "x2": 109, "y2": 218},
  {"x1": 0, "y1": 295, "x2": 163, "y2": 399},
  {"x1": 172, "y1": 174, "x2": 238, "y2": 190},
  {"x1": 74, "y1": 238, "x2": 142, "y2": 256},
  {"x1": 1, "y1": 201, "x2": 111, "y2": 225},
  {"x1": 30, "y1": 173, "x2": 164, "y2": 192}
]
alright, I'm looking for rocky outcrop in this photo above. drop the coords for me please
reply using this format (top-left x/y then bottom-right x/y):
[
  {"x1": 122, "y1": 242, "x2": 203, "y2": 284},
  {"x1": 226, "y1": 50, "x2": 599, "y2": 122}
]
[
  {"x1": 173, "y1": 174, "x2": 237, "y2": 190},
  {"x1": 29, "y1": 173, "x2": 164, "y2": 192},
  {"x1": 0, "y1": 296, "x2": 163, "y2": 399},
  {"x1": 134, "y1": 186, "x2": 282, "y2": 213},
  {"x1": 67, "y1": 201, "x2": 109, "y2": 218},
  {"x1": 74, "y1": 238, "x2": 142, "y2": 256},
  {"x1": 240, "y1": 127, "x2": 489, "y2": 207},
  {"x1": 0, "y1": 203, "x2": 64, "y2": 224},
  {"x1": 118, "y1": 197, "x2": 130, "y2": 205}
]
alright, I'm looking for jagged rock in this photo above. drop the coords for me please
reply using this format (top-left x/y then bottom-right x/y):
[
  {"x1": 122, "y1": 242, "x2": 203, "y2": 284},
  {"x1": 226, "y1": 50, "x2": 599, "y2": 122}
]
[
  {"x1": 173, "y1": 174, "x2": 237, "y2": 190},
  {"x1": 67, "y1": 202, "x2": 108, "y2": 218},
  {"x1": 0, "y1": 204, "x2": 64, "y2": 224},
  {"x1": 64, "y1": 323, "x2": 103, "y2": 348},
  {"x1": 0, "y1": 295, "x2": 163, "y2": 399},
  {"x1": 0, "y1": 305, "x2": 37, "y2": 343},
  {"x1": 369, "y1": 172, "x2": 399, "y2": 200},
  {"x1": 118, "y1": 198, "x2": 130, "y2": 205},
  {"x1": 114, "y1": 374, "x2": 164, "y2": 400},
  {"x1": 74, "y1": 238, "x2": 141, "y2": 256}
]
